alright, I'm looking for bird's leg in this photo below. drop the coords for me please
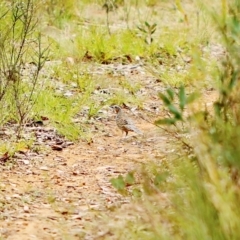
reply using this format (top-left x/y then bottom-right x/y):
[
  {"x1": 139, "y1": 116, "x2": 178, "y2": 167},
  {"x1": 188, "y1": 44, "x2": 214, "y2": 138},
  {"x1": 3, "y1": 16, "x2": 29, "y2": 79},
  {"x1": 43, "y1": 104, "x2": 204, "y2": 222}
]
[
  {"x1": 120, "y1": 130, "x2": 128, "y2": 140},
  {"x1": 120, "y1": 131, "x2": 125, "y2": 140},
  {"x1": 118, "y1": 130, "x2": 125, "y2": 142},
  {"x1": 124, "y1": 131, "x2": 129, "y2": 139}
]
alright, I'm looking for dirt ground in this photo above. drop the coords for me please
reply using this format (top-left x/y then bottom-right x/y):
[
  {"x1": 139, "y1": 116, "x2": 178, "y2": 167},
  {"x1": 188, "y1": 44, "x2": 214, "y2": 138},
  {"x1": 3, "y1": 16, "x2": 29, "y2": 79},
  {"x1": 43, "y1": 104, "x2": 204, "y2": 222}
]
[
  {"x1": 0, "y1": 103, "x2": 169, "y2": 239},
  {"x1": 0, "y1": 71, "x2": 218, "y2": 240},
  {"x1": 0, "y1": 2, "x2": 222, "y2": 239}
]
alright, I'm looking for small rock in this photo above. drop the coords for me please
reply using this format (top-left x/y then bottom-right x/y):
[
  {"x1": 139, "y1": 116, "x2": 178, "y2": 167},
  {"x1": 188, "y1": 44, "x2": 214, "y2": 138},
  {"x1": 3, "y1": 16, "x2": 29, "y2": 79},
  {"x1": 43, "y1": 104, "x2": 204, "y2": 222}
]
[
  {"x1": 23, "y1": 205, "x2": 30, "y2": 213},
  {"x1": 22, "y1": 160, "x2": 30, "y2": 165},
  {"x1": 39, "y1": 166, "x2": 49, "y2": 171},
  {"x1": 51, "y1": 145, "x2": 63, "y2": 151}
]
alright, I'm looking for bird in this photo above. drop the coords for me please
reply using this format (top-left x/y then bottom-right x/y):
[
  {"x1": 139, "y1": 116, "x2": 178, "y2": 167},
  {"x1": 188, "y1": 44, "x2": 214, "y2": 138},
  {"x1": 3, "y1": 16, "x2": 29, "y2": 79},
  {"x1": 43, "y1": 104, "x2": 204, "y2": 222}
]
[{"x1": 112, "y1": 105, "x2": 142, "y2": 137}]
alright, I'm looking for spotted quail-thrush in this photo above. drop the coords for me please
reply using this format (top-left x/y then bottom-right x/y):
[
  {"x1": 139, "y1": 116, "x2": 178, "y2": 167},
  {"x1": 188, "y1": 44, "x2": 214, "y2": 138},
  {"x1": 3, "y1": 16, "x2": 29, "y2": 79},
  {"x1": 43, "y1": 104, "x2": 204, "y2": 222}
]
[{"x1": 112, "y1": 106, "x2": 142, "y2": 136}]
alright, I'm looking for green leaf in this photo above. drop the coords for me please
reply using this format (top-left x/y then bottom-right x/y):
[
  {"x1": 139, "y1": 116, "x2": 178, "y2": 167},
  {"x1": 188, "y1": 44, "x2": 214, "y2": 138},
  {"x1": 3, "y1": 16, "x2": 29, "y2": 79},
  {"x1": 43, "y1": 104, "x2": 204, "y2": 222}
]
[
  {"x1": 213, "y1": 102, "x2": 222, "y2": 116},
  {"x1": 168, "y1": 104, "x2": 182, "y2": 120},
  {"x1": 188, "y1": 111, "x2": 208, "y2": 122},
  {"x1": 151, "y1": 30, "x2": 156, "y2": 34},
  {"x1": 155, "y1": 118, "x2": 176, "y2": 125},
  {"x1": 159, "y1": 93, "x2": 171, "y2": 105},
  {"x1": 132, "y1": 188, "x2": 142, "y2": 198},
  {"x1": 186, "y1": 92, "x2": 200, "y2": 104},
  {"x1": 152, "y1": 23, "x2": 157, "y2": 28},
  {"x1": 125, "y1": 172, "x2": 135, "y2": 185},
  {"x1": 154, "y1": 172, "x2": 169, "y2": 187},
  {"x1": 137, "y1": 26, "x2": 147, "y2": 33},
  {"x1": 166, "y1": 88, "x2": 174, "y2": 101},
  {"x1": 228, "y1": 71, "x2": 237, "y2": 90},
  {"x1": 179, "y1": 86, "x2": 186, "y2": 110},
  {"x1": 150, "y1": 23, "x2": 157, "y2": 33},
  {"x1": 110, "y1": 175, "x2": 125, "y2": 191},
  {"x1": 145, "y1": 21, "x2": 150, "y2": 28}
]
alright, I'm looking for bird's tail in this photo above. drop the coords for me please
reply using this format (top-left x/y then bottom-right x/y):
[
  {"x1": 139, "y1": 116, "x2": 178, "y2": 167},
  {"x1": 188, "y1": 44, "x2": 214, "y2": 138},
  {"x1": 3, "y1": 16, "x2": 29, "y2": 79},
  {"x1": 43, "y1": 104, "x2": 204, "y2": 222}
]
[{"x1": 132, "y1": 126, "x2": 143, "y2": 135}]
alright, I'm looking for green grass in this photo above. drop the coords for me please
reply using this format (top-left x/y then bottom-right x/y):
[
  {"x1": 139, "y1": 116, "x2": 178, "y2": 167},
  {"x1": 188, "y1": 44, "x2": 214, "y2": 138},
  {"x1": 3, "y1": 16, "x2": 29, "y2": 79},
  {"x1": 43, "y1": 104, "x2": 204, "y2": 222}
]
[
  {"x1": 33, "y1": 88, "x2": 82, "y2": 140},
  {"x1": 2, "y1": 0, "x2": 240, "y2": 239}
]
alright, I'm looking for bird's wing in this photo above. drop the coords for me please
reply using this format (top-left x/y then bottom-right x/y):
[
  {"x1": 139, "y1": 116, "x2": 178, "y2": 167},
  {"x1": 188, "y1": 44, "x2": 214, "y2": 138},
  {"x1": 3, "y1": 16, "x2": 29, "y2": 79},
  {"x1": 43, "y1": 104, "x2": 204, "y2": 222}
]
[
  {"x1": 123, "y1": 117, "x2": 134, "y2": 126},
  {"x1": 127, "y1": 124, "x2": 142, "y2": 134}
]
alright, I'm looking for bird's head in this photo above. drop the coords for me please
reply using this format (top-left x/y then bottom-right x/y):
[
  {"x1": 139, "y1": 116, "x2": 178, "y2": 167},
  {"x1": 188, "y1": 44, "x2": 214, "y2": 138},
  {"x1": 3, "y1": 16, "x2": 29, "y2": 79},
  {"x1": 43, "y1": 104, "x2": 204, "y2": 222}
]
[{"x1": 111, "y1": 105, "x2": 121, "y2": 113}]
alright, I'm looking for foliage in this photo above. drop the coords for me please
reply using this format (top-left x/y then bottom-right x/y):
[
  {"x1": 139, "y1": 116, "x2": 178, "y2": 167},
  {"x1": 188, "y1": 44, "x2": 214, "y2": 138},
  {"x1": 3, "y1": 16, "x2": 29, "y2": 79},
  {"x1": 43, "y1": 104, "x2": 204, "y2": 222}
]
[
  {"x1": 110, "y1": 1, "x2": 240, "y2": 240},
  {"x1": 0, "y1": 0, "x2": 49, "y2": 136},
  {"x1": 155, "y1": 86, "x2": 199, "y2": 125},
  {"x1": 2, "y1": 0, "x2": 240, "y2": 239},
  {"x1": 137, "y1": 21, "x2": 157, "y2": 44}
]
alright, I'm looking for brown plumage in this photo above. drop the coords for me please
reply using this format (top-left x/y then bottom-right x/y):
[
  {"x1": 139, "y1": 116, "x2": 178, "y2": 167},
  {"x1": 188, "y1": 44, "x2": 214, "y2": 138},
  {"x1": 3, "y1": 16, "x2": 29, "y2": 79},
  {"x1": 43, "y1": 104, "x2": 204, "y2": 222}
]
[{"x1": 112, "y1": 106, "x2": 142, "y2": 136}]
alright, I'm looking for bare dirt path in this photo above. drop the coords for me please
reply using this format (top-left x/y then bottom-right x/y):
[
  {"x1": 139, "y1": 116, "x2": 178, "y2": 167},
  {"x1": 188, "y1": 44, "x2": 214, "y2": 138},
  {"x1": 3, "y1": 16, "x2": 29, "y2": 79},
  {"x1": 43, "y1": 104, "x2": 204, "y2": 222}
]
[
  {"x1": 0, "y1": 106, "x2": 172, "y2": 239},
  {"x1": 0, "y1": 63, "x2": 218, "y2": 239},
  {"x1": 0, "y1": 56, "x2": 219, "y2": 239}
]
